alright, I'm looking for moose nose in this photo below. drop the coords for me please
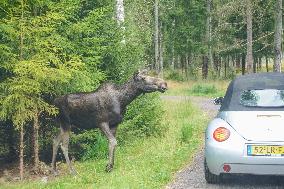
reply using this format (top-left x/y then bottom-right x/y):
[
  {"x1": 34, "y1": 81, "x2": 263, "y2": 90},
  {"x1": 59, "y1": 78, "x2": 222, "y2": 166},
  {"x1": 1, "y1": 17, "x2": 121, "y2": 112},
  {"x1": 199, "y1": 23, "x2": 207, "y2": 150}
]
[{"x1": 160, "y1": 83, "x2": 168, "y2": 91}]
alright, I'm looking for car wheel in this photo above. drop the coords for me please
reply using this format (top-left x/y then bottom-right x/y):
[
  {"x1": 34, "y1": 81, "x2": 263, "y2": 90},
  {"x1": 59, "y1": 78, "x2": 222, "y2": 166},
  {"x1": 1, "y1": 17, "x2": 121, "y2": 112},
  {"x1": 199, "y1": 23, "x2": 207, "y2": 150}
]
[{"x1": 204, "y1": 159, "x2": 221, "y2": 184}]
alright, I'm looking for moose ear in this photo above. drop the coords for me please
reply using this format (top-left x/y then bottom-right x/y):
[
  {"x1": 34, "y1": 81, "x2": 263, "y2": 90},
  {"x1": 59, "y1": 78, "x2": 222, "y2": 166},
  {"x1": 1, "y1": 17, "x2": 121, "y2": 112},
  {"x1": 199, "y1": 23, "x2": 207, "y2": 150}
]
[
  {"x1": 140, "y1": 69, "x2": 148, "y2": 75},
  {"x1": 133, "y1": 69, "x2": 148, "y2": 81},
  {"x1": 133, "y1": 70, "x2": 141, "y2": 81}
]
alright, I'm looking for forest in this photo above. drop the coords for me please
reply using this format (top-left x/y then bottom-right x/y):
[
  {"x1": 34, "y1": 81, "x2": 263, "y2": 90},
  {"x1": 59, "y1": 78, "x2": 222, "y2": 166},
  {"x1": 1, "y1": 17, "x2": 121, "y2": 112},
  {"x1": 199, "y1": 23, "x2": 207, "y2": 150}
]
[{"x1": 0, "y1": 0, "x2": 283, "y2": 187}]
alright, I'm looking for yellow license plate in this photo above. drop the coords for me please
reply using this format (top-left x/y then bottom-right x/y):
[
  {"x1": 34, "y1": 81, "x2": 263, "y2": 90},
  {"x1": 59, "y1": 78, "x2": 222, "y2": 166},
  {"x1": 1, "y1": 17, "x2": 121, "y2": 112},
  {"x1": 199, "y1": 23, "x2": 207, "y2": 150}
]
[{"x1": 247, "y1": 145, "x2": 284, "y2": 156}]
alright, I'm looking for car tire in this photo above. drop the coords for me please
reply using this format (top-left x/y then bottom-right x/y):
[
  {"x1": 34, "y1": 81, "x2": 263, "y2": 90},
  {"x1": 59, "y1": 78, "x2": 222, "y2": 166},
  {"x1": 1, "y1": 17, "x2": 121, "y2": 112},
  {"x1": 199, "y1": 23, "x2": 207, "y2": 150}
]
[{"x1": 204, "y1": 160, "x2": 221, "y2": 184}]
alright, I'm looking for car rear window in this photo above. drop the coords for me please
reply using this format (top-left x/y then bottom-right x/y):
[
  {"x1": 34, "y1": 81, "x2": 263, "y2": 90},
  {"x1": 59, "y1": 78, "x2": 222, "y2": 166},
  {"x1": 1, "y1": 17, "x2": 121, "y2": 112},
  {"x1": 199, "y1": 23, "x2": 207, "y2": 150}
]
[{"x1": 240, "y1": 89, "x2": 284, "y2": 107}]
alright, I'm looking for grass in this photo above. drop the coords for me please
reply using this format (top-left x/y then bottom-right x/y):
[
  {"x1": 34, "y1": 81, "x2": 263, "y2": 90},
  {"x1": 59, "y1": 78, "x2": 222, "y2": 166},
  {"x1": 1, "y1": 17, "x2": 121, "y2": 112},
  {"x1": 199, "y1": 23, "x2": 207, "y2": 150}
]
[
  {"x1": 0, "y1": 94, "x2": 209, "y2": 189},
  {"x1": 164, "y1": 80, "x2": 229, "y2": 98}
]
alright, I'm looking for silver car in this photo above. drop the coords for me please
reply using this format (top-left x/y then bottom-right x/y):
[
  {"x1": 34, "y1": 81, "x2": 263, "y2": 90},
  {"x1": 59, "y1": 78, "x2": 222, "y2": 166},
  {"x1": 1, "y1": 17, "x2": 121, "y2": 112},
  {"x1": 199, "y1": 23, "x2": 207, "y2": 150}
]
[{"x1": 204, "y1": 73, "x2": 284, "y2": 183}]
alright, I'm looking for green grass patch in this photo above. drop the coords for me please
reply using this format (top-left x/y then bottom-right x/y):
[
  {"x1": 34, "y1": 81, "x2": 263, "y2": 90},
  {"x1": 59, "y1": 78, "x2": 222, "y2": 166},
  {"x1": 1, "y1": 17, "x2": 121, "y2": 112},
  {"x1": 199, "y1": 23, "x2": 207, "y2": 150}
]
[
  {"x1": 188, "y1": 83, "x2": 225, "y2": 97},
  {"x1": 164, "y1": 80, "x2": 228, "y2": 98},
  {"x1": 1, "y1": 98, "x2": 208, "y2": 189},
  {"x1": 191, "y1": 84, "x2": 217, "y2": 95},
  {"x1": 180, "y1": 123, "x2": 194, "y2": 143}
]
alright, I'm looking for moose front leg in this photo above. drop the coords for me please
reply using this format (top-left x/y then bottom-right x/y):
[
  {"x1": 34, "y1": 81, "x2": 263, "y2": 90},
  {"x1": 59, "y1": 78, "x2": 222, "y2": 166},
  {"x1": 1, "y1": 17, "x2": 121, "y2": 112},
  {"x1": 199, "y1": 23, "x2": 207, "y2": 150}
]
[{"x1": 100, "y1": 122, "x2": 117, "y2": 172}]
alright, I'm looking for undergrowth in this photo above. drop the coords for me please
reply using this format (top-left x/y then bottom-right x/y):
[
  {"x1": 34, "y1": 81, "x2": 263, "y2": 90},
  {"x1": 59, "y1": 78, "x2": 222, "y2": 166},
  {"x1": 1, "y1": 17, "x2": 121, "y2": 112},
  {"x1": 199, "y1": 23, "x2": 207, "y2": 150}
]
[
  {"x1": 191, "y1": 84, "x2": 217, "y2": 95},
  {"x1": 165, "y1": 80, "x2": 228, "y2": 98}
]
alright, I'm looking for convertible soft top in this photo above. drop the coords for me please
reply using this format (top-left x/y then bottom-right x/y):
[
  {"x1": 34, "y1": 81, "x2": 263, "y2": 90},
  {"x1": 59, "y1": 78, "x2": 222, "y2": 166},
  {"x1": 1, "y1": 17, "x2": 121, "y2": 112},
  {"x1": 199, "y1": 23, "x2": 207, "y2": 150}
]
[{"x1": 220, "y1": 72, "x2": 284, "y2": 111}]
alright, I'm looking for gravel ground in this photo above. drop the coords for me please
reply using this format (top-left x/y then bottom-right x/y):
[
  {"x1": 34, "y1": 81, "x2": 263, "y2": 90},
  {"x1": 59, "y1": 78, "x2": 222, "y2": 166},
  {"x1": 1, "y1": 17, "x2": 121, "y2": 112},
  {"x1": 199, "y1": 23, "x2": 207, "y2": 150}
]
[{"x1": 162, "y1": 96, "x2": 284, "y2": 189}]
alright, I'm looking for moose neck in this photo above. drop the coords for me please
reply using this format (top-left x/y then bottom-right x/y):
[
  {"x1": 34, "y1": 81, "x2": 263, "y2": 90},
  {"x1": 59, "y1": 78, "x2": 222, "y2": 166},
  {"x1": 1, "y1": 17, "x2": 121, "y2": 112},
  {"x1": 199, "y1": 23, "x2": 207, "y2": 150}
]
[{"x1": 118, "y1": 79, "x2": 142, "y2": 109}]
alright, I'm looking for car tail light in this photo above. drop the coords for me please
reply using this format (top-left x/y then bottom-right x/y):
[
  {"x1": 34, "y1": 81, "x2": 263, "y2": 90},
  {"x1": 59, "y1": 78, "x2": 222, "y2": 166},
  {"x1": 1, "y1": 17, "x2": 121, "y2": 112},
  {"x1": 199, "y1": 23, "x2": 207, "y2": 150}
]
[
  {"x1": 223, "y1": 164, "x2": 231, "y2": 173},
  {"x1": 213, "y1": 127, "x2": 230, "y2": 142}
]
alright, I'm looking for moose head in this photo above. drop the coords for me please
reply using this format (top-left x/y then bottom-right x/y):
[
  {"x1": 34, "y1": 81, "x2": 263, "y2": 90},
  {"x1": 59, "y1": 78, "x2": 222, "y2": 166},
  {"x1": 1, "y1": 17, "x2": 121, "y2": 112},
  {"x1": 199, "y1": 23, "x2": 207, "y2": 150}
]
[{"x1": 133, "y1": 70, "x2": 168, "y2": 93}]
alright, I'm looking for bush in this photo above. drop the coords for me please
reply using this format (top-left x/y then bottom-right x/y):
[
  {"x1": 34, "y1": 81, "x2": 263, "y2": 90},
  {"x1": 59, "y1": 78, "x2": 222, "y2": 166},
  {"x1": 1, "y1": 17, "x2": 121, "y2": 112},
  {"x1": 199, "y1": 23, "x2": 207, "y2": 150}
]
[
  {"x1": 70, "y1": 130, "x2": 108, "y2": 161},
  {"x1": 227, "y1": 69, "x2": 236, "y2": 80},
  {"x1": 34, "y1": 120, "x2": 108, "y2": 162},
  {"x1": 165, "y1": 70, "x2": 185, "y2": 82},
  {"x1": 191, "y1": 84, "x2": 217, "y2": 95},
  {"x1": 118, "y1": 93, "x2": 165, "y2": 143}
]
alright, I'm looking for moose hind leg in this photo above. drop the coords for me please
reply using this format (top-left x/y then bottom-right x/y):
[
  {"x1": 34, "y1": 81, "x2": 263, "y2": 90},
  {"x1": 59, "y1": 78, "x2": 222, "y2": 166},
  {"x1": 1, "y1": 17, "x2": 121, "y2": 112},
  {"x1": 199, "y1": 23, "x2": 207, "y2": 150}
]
[
  {"x1": 108, "y1": 126, "x2": 118, "y2": 170},
  {"x1": 100, "y1": 123, "x2": 117, "y2": 172},
  {"x1": 107, "y1": 137, "x2": 117, "y2": 172},
  {"x1": 60, "y1": 130, "x2": 77, "y2": 175},
  {"x1": 52, "y1": 131, "x2": 62, "y2": 175}
]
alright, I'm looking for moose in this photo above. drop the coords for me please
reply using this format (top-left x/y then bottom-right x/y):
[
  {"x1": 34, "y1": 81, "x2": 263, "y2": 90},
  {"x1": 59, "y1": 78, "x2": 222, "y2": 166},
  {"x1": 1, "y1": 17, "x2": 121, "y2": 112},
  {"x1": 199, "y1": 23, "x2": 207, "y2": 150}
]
[{"x1": 51, "y1": 70, "x2": 168, "y2": 175}]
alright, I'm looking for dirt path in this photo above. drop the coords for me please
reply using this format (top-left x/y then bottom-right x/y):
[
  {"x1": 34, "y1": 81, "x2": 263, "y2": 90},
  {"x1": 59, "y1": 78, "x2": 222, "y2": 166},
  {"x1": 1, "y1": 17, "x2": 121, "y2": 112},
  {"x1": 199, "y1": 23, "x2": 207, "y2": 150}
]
[{"x1": 162, "y1": 96, "x2": 284, "y2": 189}]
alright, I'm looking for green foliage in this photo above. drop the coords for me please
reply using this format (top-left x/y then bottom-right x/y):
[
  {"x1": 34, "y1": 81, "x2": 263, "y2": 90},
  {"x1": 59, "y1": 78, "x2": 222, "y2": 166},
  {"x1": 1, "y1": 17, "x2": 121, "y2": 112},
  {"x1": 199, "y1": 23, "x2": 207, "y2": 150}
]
[
  {"x1": 165, "y1": 70, "x2": 185, "y2": 82},
  {"x1": 0, "y1": 0, "x2": 106, "y2": 129},
  {"x1": 70, "y1": 130, "x2": 108, "y2": 161},
  {"x1": 162, "y1": 0, "x2": 206, "y2": 67},
  {"x1": 0, "y1": 0, "x2": 166, "y2": 186},
  {"x1": 226, "y1": 68, "x2": 237, "y2": 80},
  {"x1": 180, "y1": 123, "x2": 193, "y2": 143},
  {"x1": 0, "y1": 0, "x2": 165, "y2": 171},
  {"x1": 159, "y1": 0, "x2": 278, "y2": 79},
  {"x1": 118, "y1": 93, "x2": 165, "y2": 142},
  {"x1": 191, "y1": 84, "x2": 217, "y2": 95},
  {"x1": 0, "y1": 124, "x2": 12, "y2": 157},
  {"x1": 102, "y1": 0, "x2": 155, "y2": 83}
]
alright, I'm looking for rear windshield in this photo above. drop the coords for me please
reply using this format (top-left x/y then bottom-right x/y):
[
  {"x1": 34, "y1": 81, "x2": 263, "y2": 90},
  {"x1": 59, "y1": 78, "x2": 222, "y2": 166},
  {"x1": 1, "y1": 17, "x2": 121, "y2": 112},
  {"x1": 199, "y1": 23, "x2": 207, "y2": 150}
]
[{"x1": 240, "y1": 89, "x2": 284, "y2": 107}]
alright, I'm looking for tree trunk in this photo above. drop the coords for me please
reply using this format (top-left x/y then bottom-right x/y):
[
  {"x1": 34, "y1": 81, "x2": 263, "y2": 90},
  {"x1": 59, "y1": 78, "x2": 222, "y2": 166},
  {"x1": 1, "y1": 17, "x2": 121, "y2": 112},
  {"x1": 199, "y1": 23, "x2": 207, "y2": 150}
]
[
  {"x1": 202, "y1": 56, "x2": 209, "y2": 79},
  {"x1": 177, "y1": 55, "x2": 181, "y2": 70},
  {"x1": 33, "y1": 111, "x2": 40, "y2": 173},
  {"x1": 171, "y1": 19, "x2": 176, "y2": 70},
  {"x1": 185, "y1": 53, "x2": 189, "y2": 78},
  {"x1": 274, "y1": 0, "x2": 282, "y2": 72},
  {"x1": 266, "y1": 57, "x2": 269, "y2": 72},
  {"x1": 19, "y1": 0, "x2": 25, "y2": 180},
  {"x1": 236, "y1": 55, "x2": 241, "y2": 69},
  {"x1": 246, "y1": 0, "x2": 253, "y2": 74},
  {"x1": 115, "y1": 0, "x2": 125, "y2": 43},
  {"x1": 241, "y1": 53, "x2": 246, "y2": 75},
  {"x1": 171, "y1": 52, "x2": 175, "y2": 70},
  {"x1": 231, "y1": 55, "x2": 235, "y2": 67},
  {"x1": 206, "y1": 0, "x2": 214, "y2": 73},
  {"x1": 19, "y1": 126, "x2": 24, "y2": 180},
  {"x1": 253, "y1": 57, "x2": 257, "y2": 73},
  {"x1": 224, "y1": 56, "x2": 228, "y2": 78},
  {"x1": 181, "y1": 56, "x2": 184, "y2": 74},
  {"x1": 229, "y1": 56, "x2": 233, "y2": 68},
  {"x1": 154, "y1": 0, "x2": 159, "y2": 73},
  {"x1": 116, "y1": 0, "x2": 125, "y2": 25},
  {"x1": 218, "y1": 56, "x2": 222, "y2": 77},
  {"x1": 213, "y1": 53, "x2": 218, "y2": 71},
  {"x1": 258, "y1": 57, "x2": 262, "y2": 71},
  {"x1": 171, "y1": 52, "x2": 176, "y2": 70},
  {"x1": 159, "y1": 22, "x2": 163, "y2": 77},
  {"x1": 189, "y1": 53, "x2": 194, "y2": 77}
]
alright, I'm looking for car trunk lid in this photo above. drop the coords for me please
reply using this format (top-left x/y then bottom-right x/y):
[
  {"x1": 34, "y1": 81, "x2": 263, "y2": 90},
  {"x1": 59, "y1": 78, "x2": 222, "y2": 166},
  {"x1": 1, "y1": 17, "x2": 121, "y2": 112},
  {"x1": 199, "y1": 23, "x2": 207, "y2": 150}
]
[{"x1": 220, "y1": 111, "x2": 284, "y2": 142}]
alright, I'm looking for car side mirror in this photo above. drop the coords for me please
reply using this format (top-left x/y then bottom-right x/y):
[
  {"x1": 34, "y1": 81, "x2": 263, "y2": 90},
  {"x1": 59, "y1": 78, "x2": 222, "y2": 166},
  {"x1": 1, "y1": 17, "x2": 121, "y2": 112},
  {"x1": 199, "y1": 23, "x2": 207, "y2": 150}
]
[{"x1": 214, "y1": 97, "x2": 223, "y2": 105}]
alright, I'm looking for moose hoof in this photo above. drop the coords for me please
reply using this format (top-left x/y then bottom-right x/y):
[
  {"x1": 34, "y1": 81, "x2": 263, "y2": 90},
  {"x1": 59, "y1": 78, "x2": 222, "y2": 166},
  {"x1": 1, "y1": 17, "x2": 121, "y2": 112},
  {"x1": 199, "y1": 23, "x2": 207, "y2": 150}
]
[{"x1": 105, "y1": 164, "x2": 113, "y2": 172}]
